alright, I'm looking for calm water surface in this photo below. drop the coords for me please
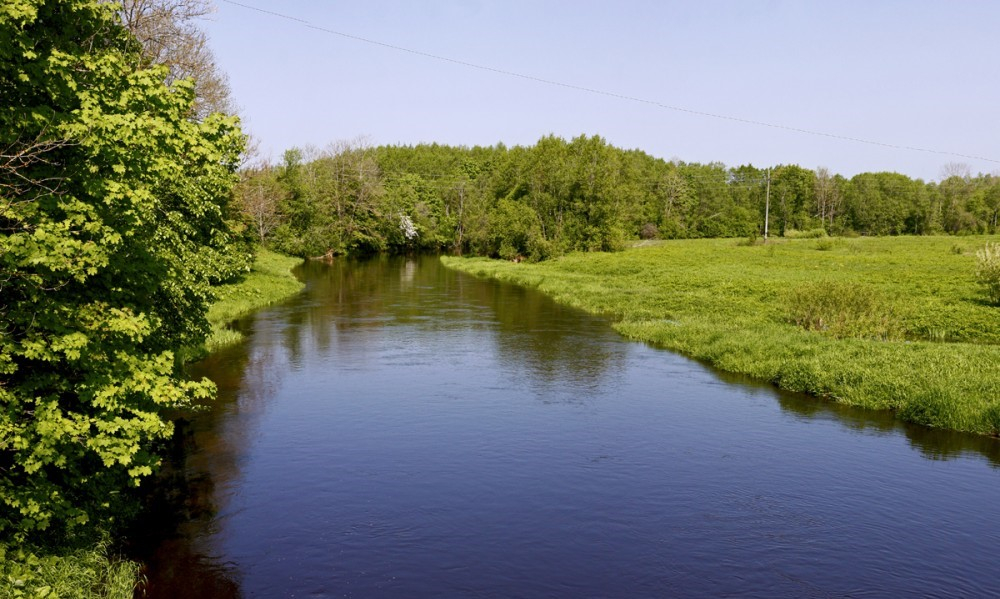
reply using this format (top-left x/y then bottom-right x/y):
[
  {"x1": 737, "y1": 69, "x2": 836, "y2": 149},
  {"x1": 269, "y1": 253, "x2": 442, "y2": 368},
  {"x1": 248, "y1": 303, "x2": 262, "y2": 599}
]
[{"x1": 140, "y1": 256, "x2": 1000, "y2": 598}]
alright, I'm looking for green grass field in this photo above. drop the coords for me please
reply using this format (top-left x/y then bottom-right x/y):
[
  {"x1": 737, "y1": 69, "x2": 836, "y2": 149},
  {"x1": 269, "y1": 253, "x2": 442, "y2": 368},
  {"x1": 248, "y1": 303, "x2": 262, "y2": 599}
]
[{"x1": 443, "y1": 235, "x2": 1000, "y2": 435}]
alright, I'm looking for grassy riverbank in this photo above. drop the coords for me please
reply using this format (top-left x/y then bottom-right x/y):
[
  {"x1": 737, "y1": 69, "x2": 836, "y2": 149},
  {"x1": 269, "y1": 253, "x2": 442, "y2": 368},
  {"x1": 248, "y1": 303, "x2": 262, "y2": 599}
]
[
  {"x1": 443, "y1": 235, "x2": 1000, "y2": 435},
  {"x1": 1, "y1": 250, "x2": 303, "y2": 598},
  {"x1": 204, "y1": 249, "x2": 305, "y2": 352}
]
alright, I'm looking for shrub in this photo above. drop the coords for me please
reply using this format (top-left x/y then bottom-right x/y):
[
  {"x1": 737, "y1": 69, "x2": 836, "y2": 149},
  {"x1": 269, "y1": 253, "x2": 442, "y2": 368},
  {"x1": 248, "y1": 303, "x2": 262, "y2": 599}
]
[
  {"x1": 785, "y1": 228, "x2": 828, "y2": 239},
  {"x1": 787, "y1": 281, "x2": 903, "y2": 340},
  {"x1": 639, "y1": 223, "x2": 659, "y2": 240},
  {"x1": 976, "y1": 242, "x2": 1000, "y2": 305}
]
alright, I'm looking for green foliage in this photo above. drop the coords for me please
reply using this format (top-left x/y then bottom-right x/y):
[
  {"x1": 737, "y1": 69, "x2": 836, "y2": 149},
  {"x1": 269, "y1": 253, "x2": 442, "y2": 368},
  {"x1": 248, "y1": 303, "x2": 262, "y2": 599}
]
[
  {"x1": 787, "y1": 281, "x2": 902, "y2": 340},
  {"x1": 203, "y1": 250, "x2": 304, "y2": 351},
  {"x1": 0, "y1": 538, "x2": 136, "y2": 599},
  {"x1": 785, "y1": 228, "x2": 828, "y2": 239},
  {"x1": 236, "y1": 135, "x2": 1000, "y2": 263},
  {"x1": 488, "y1": 198, "x2": 547, "y2": 261},
  {"x1": 443, "y1": 235, "x2": 1000, "y2": 435},
  {"x1": 769, "y1": 165, "x2": 818, "y2": 235},
  {"x1": 1, "y1": 0, "x2": 244, "y2": 535},
  {"x1": 813, "y1": 238, "x2": 837, "y2": 251},
  {"x1": 976, "y1": 242, "x2": 1000, "y2": 305},
  {"x1": 267, "y1": 143, "x2": 387, "y2": 258}
]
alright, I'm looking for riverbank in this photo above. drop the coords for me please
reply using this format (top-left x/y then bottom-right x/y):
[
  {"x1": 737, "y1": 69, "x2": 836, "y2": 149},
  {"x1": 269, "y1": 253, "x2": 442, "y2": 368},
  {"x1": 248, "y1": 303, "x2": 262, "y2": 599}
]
[
  {"x1": 204, "y1": 249, "x2": 305, "y2": 352},
  {"x1": 1, "y1": 250, "x2": 304, "y2": 599},
  {"x1": 442, "y1": 235, "x2": 1000, "y2": 435}
]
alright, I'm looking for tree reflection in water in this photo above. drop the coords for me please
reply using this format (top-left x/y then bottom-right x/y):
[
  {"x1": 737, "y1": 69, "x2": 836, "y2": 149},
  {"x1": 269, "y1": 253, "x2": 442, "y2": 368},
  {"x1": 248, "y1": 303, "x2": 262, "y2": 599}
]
[{"x1": 133, "y1": 255, "x2": 1000, "y2": 597}]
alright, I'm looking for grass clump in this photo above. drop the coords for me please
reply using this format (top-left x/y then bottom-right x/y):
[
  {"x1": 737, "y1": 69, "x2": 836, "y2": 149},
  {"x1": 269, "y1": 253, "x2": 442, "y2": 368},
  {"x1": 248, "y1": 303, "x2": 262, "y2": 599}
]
[
  {"x1": 0, "y1": 538, "x2": 137, "y2": 599},
  {"x1": 976, "y1": 242, "x2": 1000, "y2": 305},
  {"x1": 442, "y1": 235, "x2": 1000, "y2": 435}
]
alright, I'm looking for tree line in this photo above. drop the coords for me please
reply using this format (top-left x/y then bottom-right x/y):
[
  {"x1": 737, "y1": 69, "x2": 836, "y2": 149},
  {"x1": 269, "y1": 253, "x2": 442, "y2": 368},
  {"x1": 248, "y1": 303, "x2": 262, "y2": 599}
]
[{"x1": 239, "y1": 137, "x2": 1000, "y2": 261}]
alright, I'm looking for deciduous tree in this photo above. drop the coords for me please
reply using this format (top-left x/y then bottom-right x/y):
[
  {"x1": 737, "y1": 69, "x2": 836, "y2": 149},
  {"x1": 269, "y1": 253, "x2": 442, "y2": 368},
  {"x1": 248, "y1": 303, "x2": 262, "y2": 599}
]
[
  {"x1": 116, "y1": 0, "x2": 232, "y2": 119},
  {"x1": 1, "y1": 0, "x2": 244, "y2": 534}
]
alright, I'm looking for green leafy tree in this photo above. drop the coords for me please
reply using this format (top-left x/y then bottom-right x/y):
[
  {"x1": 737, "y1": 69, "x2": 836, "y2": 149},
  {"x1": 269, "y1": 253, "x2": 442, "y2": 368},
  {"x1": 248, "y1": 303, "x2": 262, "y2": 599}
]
[
  {"x1": 843, "y1": 172, "x2": 917, "y2": 235},
  {"x1": 1, "y1": 0, "x2": 244, "y2": 535},
  {"x1": 235, "y1": 164, "x2": 286, "y2": 243},
  {"x1": 654, "y1": 165, "x2": 694, "y2": 238},
  {"x1": 769, "y1": 165, "x2": 817, "y2": 235},
  {"x1": 488, "y1": 198, "x2": 547, "y2": 260}
]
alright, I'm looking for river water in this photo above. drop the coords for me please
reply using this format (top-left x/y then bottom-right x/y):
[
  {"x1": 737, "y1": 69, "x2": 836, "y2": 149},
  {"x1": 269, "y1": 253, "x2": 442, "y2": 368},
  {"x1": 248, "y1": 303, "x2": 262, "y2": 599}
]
[{"x1": 139, "y1": 255, "x2": 1000, "y2": 598}]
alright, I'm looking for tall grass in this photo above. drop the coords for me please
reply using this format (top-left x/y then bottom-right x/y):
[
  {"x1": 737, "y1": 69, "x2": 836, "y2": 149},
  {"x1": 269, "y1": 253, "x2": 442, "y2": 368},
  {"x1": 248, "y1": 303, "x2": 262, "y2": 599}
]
[
  {"x1": 443, "y1": 235, "x2": 1000, "y2": 435},
  {"x1": 784, "y1": 228, "x2": 827, "y2": 239},
  {"x1": 0, "y1": 538, "x2": 138, "y2": 599},
  {"x1": 977, "y1": 242, "x2": 1000, "y2": 305},
  {"x1": 787, "y1": 281, "x2": 902, "y2": 340}
]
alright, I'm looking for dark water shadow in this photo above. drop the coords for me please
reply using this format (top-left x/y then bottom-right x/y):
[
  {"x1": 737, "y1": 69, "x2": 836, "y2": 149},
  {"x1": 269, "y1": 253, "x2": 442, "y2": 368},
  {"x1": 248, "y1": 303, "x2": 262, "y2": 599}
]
[
  {"x1": 130, "y1": 283, "x2": 306, "y2": 597},
  {"x1": 703, "y1": 358, "x2": 1000, "y2": 468}
]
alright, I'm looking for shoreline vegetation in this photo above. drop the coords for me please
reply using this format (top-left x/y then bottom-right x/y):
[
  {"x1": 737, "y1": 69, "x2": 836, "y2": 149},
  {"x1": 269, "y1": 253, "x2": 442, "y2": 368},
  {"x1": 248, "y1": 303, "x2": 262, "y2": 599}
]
[
  {"x1": 442, "y1": 235, "x2": 1000, "y2": 436},
  {"x1": 202, "y1": 249, "x2": 306, "y2": 353},
  {"x1": 6, "y1": 0, "x2": 999, "y2": 595},
  {"x1": 1, "y1": 250, "x2": 303, "y2": 599}
]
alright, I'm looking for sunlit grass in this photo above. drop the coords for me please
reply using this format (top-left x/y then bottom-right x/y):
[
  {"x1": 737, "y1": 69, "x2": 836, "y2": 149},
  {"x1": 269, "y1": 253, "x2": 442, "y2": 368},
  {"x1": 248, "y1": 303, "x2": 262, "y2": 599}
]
[
  {"x1": 443, "y1": 235, "x2": 1000, "y2": 435},
  {"x1": 0, "y1": 537, "x2": 138, "y2": 599},
  {"x1": 204, "y1": 249, "x2": 305, "y2": 351}
]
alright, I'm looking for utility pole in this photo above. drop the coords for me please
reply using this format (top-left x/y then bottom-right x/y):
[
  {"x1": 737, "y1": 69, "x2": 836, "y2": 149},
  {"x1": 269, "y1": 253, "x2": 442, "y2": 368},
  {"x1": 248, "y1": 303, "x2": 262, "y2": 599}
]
[{"x1": 764, "y1": 168, "x2": 771, "y2": 240}]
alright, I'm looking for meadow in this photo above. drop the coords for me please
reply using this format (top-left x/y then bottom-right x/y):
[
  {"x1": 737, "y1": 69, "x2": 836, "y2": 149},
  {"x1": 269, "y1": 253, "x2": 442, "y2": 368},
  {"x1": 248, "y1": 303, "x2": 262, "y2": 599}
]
[{"x1": 443, "y1": 235, "x2": 1000, "y2": 435}]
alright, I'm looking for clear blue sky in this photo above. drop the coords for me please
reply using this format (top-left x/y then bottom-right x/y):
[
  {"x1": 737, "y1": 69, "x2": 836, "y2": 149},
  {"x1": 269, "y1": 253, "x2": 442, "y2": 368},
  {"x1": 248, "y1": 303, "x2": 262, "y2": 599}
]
[{"x1": 202, "y1": 0, "x2": 999, "y2": 181}]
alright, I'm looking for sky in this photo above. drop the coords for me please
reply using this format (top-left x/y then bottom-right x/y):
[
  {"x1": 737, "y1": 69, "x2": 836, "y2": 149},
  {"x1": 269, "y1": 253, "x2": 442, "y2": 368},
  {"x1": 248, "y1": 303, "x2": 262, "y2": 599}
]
[{"x1": 201, "y1": 0, "x2": 999, "y2": 181}]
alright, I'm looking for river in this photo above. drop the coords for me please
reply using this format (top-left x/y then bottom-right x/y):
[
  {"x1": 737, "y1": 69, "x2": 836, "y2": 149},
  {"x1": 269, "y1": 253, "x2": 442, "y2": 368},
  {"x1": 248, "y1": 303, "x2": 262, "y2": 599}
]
[{"x1": 137, "y1": 255, "x2": 1000, "y2": 598}]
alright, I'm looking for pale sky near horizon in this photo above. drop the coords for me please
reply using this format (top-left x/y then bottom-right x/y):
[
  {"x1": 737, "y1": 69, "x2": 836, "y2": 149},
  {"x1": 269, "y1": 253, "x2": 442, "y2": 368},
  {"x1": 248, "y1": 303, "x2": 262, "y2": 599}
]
[{"x1": 201, "y1": 0, "x2": 999, "y2": 181}]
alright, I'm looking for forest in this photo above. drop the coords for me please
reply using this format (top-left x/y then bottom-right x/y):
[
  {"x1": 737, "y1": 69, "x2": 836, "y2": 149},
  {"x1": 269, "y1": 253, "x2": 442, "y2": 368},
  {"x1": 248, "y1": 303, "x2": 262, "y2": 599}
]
[{"x1": 239, "y1": 136, "x2": 1000, "y2": 261}]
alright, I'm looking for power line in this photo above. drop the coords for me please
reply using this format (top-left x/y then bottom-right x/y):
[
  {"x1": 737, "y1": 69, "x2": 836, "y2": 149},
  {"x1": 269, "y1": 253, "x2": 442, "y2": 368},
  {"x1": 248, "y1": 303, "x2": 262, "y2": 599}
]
[{"x1": 219, "y1": 0, "x2": 999, "y2": 167}]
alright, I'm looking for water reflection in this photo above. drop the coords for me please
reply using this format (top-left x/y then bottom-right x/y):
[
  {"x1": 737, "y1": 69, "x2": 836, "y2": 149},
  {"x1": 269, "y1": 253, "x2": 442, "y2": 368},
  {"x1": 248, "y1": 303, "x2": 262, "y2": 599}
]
[
  {"x1": 135, "y1": 255, "x2": 1000, "y2": 598},
  {"x1": 135, "y1": 338, "x2": 288, "y2": 597},
  {"x1": 276, "y1": 256, "x2": 626, "y2": 400},
  {"x1": 778, "y1": 391, "x2": 1000, "y2": 467},
  {"x1": 701, "y1": 359, "x2": 1000, "y2": 467}
]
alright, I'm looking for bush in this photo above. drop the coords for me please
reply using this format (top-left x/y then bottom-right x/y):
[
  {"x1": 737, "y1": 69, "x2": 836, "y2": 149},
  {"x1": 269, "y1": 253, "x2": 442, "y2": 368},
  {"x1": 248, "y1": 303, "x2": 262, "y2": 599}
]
[
  {"x1": 814, "y1": 238, "x2": 835, "y2": 251},
  {"x1": 639, "y1": 223, "x2": 659, "y2": 240},
  {"x1": 784, "y1": 228, "x2": 828, "y2": 239},
  {"x1": 976, "y1": 242, "x2": 1000, "y2": 305},
  {"x1": 787, "y1": 281, "x2": 903, "y2": 340}
]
